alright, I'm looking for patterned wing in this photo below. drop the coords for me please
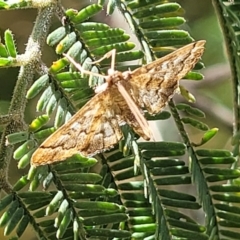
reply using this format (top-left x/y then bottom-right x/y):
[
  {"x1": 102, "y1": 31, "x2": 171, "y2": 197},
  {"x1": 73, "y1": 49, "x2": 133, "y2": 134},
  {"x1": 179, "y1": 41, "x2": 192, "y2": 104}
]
[
  {"x1": 31, "y1": 90, "x2": 123, "y2": 166},
  {"x1": 128, "y1": 41, "x2": 206, "y2": 115}
]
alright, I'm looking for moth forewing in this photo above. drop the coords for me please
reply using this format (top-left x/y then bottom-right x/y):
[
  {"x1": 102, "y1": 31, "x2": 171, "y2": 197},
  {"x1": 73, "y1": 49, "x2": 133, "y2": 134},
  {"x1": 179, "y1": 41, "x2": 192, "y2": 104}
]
[
  {"x1": 31, "y1": 41, "x2": 206, "y2": 166},
  {"x1": 31, "y1": 90, "x2": 124, "y2": 166},
  {"x1": 128, "y1": 40, "x2": 206, "y2": 115}
]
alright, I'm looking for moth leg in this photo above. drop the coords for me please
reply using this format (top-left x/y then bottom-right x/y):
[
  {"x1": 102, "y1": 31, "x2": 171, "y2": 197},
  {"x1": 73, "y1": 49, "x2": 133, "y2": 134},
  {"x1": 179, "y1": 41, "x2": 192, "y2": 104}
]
[
  {"x1": 90, "y1": 49, "x2": 116, "y2": 71},
  {"x1": 63, "y1": 53, "x2": 107, "y2": 79}
]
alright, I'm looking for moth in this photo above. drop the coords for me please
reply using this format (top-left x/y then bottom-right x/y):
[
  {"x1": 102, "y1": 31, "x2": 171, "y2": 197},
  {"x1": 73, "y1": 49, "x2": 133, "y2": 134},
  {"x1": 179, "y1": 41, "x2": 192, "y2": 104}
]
[{"x1": 31, "y1": 40, "x2": 206, "y2": 166}]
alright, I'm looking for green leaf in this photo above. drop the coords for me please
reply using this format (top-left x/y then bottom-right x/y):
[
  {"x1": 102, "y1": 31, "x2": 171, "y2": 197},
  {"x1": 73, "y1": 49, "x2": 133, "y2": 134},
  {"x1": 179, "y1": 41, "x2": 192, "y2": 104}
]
[
  {"x1": 181, "y1": 117, "x2": 209, "y2": 131},
  {"x1": 0, "y1": 57, "x2": 12, "y2": 66},
  {"x1": 13, "y1": 176, "x2": 29, "y2": 191},
  {"x1": 47, "y1": 26, "x2": 69, "y2": 46},
  {"x1": 83, "y1": 213, "x2": 128, "y2": 226},
  {"x1": 74, "y1": 201, "x2": 124, "y2": 212},
  {"x1": 18, "y1": 148, "x2": 37, "y2": 169},
  {"x1": 55, "y1": 199, "x2": 69, "y2": 228},
  {"x1": 106, "y1": 0, "x2": 116, "y2": 15},
  {"x1": 54, "y1": 98, "x2": 68, "y2": 128},
  {"x1": 16, "y1": 215, "x2": 29, "y2": 237},
  {"x1": 29, "y1": 114, "x2": 50, "y2": 132},
  {"x1": 13, "y1": 140, "x2": 35, "y2": 160},
  {"x1": 4, "y1": 208, "x2": 24, "y2": 235},
  {"x1": 6, "y1": 131, "x2": 29, "y2": 145},
  {"x1": 4, "y1": 29, "x2": 17, "y2": 58},
  {"x1": 133, "y1": 3, "x2": 181, "y2": 18},
  {"x1": 46, "y1": 191, "x2": 64, "y2": 216},
  {"x1": 46, "y1": 91, "x2": 61, "y2": 115},
  {"x1": 0, "y1": 43, "x2": 8, "y2": 57},
  {"x1": 66, "y1": 4, "x2": 103, "y2": 24},
  {"x1": 0, "y1": 200, "x2": 18, "y2": 227},
  {"x1": 33, "y1": 127, "x2": 56, "y2": 139},
  {"x1": 36, "y1": 84, "x2": 55, "y2": 112},
  {"x1": 199, "y1": 157, "x2": 236, "y2": 165},
  {"x1": 91, "y1": 42, "x2": 135, "y2": 56},
  {"x1": 0, "y1": 195, "x2": 13, "y2": 212},
  {"x1": 57, "y1": 208, "x2": 73, "y2": 238},
  {"x1": 192, "y1": 128, "x2": 219, "y2": 147},
  {"x1": 26, "y1": 74, "x2": 49, "y2": 99},
  {"x1": 176, "y1": 103, "x2": 205, "y2": 117},
  {"x1": 59, "y1": 173, "x2": 102, "y2": 183},
  {"x1": 196, "y1": 149, "x2": 232, "y2": 157},
  {"x1": 56, "y1": 32, "x2": 77, "y2": 54}
]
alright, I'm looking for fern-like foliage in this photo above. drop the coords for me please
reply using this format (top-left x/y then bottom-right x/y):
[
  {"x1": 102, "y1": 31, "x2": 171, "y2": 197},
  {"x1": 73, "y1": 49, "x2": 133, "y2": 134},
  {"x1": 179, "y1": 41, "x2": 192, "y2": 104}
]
[{"x1": 0, "y1": 0, "x2": 239, "y2": 239}]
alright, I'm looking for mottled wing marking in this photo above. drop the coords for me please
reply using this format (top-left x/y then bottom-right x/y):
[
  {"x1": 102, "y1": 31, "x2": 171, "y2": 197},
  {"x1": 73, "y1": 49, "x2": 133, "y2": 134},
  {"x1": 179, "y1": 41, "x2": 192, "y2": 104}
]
[
  {"x1": 129, "y1": 41, "x2": 205, "y2": 114},
  {"x1": 31, "y1": 90, "x2": 123, "y2": 166}
]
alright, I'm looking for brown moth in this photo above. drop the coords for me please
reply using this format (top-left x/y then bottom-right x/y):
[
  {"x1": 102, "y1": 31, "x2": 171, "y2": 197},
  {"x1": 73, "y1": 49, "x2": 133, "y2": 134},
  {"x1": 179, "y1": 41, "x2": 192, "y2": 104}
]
[{"x1": 31, "y1": 40, "x2": 206, "y2": 166}]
